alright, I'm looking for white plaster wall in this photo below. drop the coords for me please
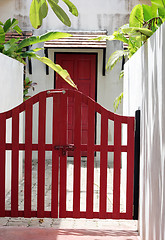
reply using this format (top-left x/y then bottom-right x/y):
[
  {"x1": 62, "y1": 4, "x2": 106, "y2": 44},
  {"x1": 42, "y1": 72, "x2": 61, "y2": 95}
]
[
  {"x1": 123, "y1": 23, "x2": 165, "y2": 240},
  {"x1": 0, "y1": 53, "x2": 23, "y2": 193}
]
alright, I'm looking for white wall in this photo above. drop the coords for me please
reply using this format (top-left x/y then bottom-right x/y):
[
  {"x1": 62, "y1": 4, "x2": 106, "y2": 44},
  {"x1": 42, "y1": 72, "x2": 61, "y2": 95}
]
[
  {"x1": 0, "y1": 53, "x2": 23, "y2": 193},
  {"x1": 123, "y1": 23, "x2": 165, "y2": 240}
]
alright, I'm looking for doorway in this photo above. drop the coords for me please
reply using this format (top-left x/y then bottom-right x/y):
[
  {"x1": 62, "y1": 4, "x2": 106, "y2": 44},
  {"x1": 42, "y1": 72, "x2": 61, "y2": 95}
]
[{"x1": 55, "y1": 53, "x2": 97, "y2": 151}]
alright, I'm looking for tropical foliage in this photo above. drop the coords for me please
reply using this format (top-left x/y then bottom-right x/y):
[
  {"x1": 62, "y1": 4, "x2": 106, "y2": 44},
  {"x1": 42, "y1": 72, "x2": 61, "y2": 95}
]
[
  {"x1": 24, "y1": 77, "x2": 37, "y2": 101},
  {"x1": 96, "y1": 0, "x2": 165, "y2": 110},
  {"x1": 0, "y1": 18, "x2": 77, "y2": 90},
  {"x1": 29, "y1": 0, "x2": 78, "y2": 29}
]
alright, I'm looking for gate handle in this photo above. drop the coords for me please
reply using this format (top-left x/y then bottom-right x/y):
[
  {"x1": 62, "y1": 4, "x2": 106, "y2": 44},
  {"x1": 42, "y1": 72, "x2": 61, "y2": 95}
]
[{"x1": 54, "y1": 144, "x2": 76, "y2": 155}]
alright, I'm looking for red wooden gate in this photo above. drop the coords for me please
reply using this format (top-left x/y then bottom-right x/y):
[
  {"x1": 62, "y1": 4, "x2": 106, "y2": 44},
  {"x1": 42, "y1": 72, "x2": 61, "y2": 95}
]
[{"x1": 0, "y1": 89, "x2": 135, "y2": 219}]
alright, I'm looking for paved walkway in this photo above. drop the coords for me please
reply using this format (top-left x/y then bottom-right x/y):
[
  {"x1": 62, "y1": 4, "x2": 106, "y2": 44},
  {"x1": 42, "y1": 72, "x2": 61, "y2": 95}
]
[
  {"x1": 0, "y1": 228, "x2": 140, "y2": 240},
  {"x1": 0, "y1": 218, "x2": 140, "y2": 240},
  {"x1": 0, "y1": 159, "x2": 140, "y2": 240}
]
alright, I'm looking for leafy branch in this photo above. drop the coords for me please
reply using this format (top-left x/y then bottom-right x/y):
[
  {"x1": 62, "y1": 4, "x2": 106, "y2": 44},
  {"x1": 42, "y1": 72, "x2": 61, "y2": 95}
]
[{"x1": 30, "y1": 0, "x2": 78, "y2": 29}]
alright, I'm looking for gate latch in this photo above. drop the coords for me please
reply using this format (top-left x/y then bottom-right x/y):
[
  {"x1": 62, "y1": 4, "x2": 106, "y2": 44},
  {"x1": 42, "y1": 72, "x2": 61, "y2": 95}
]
[{"x1": 54, "y1": 144, "x2": 76, "y2": 155}]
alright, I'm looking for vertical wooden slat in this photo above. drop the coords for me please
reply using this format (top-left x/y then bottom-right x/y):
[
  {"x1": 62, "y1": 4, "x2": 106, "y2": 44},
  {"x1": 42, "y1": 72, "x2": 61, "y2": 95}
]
[
  {"x1": 59, "y1": 92, "x2": 67, "y2": 218},
  {"x1": 37, "y1": 92, "x2": 46, "y2": 218},
  {"x1": 24, "y1": 99, "x2": 33, "y2": 217},
  {"x1": 99, "y1": 112, "x2": 108, "y2": 219},
  {"x1": 126, "y1": 118, "x2": 135, "y2": 218},
  {"x1": 86, "y1": 100, "x2": 95, "y2": 218},
  {"x1": 11, "y1": 108, "x2": 19, "y2": 217},
  {"x1": 113, "y1": 116, "x2": 121, "y2": 219},
  {"x1": 51, "y1": 94, "x2": 60, "y2": 218},
  {"x1": 73, "y1": 92, "x2": 81, "y2": 218},
  {"x1": 0, "y1": 113, "x2": 6, "y2": 217}
]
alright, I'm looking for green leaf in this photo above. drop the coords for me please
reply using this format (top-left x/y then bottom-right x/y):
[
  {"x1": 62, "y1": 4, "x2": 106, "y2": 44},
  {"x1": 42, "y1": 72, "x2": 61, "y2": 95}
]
[
  {"x1": 113, "y1": 92, "x2": 123, "y2": 112},
  {"x1": 21, "y1": 48, "x2": 43, "y2": 58},
  {"x1": 40, "y1": 31, "x2": 71, "y2": 41},
  {"x1": 93, "y1": 32, "x2": 129, "y2": 44},
  {"x1": 0, "y1": 26, "x2": 5, "y2": 44},
  {"x1": 106, "y1": 50, "x2": 129, "y2": 71},
  {"x1": 0, "y1": 44, "x2": 4, "y2": 51},
  {"x1": 32, "y1": 53, "x2": 77, "y2": 89},
  {"x1": 134, "y1": 27, "x2": 153, "y2": 37},
  {"x1": 62, "y1": 0, "x2": 78, "y2": 16},
  {"x1": 3, "y1": 18, "x2": 19, "y2": 33},
  {"x1": 17, "y1": 31, "x2": 71, "y2": 49},
  {"x1": 113, "y1": 32, "x2": 129, "y2": 44},
  {"x1": 47, "y1": 0, "x2": 71, "y2": 27},
  {"x1": 129, "y1": 4, "x2": 144, "y2": 27},
  {"x1": 3, "y1": 18, "x2": 12, "y2": 32},
  {"x1": 122, "y1": 27, "x2": 153, "y2": 37},
  {"x1": 51, "y1": 0, "x2": 59, "y2": 3},
  {"x1": 92, "y1": 35, "x2": 115, "y2": 41},
  {"x1": 25, "y1": 77, "x2": 30, "y2": 85},
  {"x1": 40, "y1": 0, "x2": 48, "y2": 19},
  {"x1": 142, "y1": 4, "x2": 158, "y2": 21},
  {"x1": 30, "y1": 0, "x2": 43, "y2": 29},
  {"x1": 3, "y1": 38, "x2": 19, "y2": 54},
  {"x1": 151, "y1": 0, "x2": 165, "y2": 8},
  {"x1": 29, "y1": 47, "x2": 43, "y2": 52},
  {"x1": 119, "y1": 70, "x2": 124, "y2": 80},
  {"x1": 13, "y1": 25, "x2": 22, "y2": 34},
  {"x1": 158, "y1": 7, "x2": 165, "y2": 18}
]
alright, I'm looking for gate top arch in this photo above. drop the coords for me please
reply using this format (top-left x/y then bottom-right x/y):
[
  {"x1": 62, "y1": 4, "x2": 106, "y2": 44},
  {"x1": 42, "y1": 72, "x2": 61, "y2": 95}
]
[
  {"x1": 1, "y1": 89, "x2": 132, "y2": 123},
  {"x1": 0, "y1": 89, "x2": 135, "y2": 219}
]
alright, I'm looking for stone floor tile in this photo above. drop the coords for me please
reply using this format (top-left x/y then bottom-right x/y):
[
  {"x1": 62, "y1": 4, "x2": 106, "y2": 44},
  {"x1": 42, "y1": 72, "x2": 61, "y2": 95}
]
[
  {"x1": 38, "y1": 218, "x2": 53, "y2": 228},
  {"x1": 7, "y1": 221, "x2": 30, "y2": 227},
  {"x1": 0, "y1": 218, "x2": 9, "y2": 226}
]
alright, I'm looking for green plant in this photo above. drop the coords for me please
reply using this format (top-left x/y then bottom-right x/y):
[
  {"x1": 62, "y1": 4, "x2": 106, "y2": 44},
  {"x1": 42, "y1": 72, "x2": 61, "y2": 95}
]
[
  {"x1": 24, "y1": 77, "x2": 37, "y2": 101},
  {"x1": 96, "y1": 0, "x2": 165, "y2": 110},
  {"x1": 0, "y1": 18, "x2": 77, "y2": 89},
  {"x1": 29, "y1": 0, "x2": 78, "y2": 29}
]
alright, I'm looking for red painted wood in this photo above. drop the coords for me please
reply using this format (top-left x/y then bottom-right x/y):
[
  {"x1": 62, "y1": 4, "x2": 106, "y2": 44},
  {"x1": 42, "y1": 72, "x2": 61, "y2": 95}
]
[
  {"x1": 86, "y1": 99, "x2": 95, "y2": 218},
  {"x1": 99, "y1": 112, "x2": 108, "y2": 219},
  {"x1": 5, "y1": 210, "x2": 132, "y2": 219},
  {"x1": 37, "y1": 92, "x2": 46, "y2": 218},
  {"x1": 51, "y1": 94, "x2": 60, "y2": 218},
  {"x1": 59, "y1": 93, "x2": 67, "y2": 218},
  {"x1": 0, "y1": 89, "x2": 135, "y2": 220},
  {"x1": 113, "y1": 116, "x2": 121, "y2": 219},
  {"x1": 73, "y1": 92, "x2": 81, "y2": 217},
  {"x1": 11, "y1": 108, "x2": 19, "y2": 217},
  {"x1": 56, "y1": 54, "x2": 96, "y2": 149},
  {"x1": 5, "y1": 143, "x2": 127, "y2": 152},
  {"x1": 126, "y1": 118, "x2": 135, "y2": 218},
  {"x1": 24, "y1": 99, "x2": 33, "y2": 218},
  {"x1": 0, "y1": 113, "x2": 6, "y2": 217}
]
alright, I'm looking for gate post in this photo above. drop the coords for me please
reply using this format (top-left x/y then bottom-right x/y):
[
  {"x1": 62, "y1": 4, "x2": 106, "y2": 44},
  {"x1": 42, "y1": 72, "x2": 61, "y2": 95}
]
[{"x1": 133, "y1": 110, "x2": 140, "y2": 220}]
